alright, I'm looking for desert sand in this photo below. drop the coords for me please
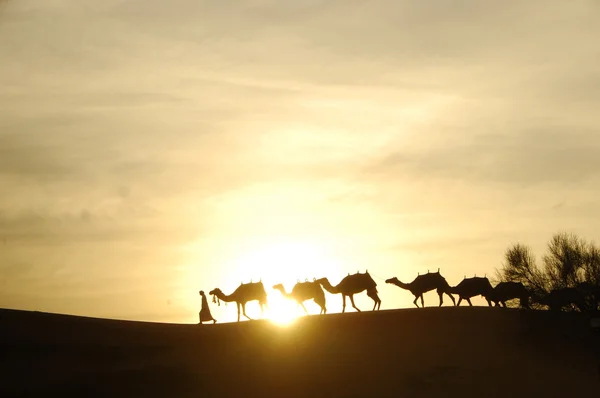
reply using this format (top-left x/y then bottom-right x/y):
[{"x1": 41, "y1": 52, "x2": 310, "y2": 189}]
[{"x1": 1, "y1": 306, "x2": 598, "y2": 397}]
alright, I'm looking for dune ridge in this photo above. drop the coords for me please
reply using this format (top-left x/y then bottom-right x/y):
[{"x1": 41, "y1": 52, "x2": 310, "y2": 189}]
[{"x1": 1, "y1": 307, "x2": 598, "y2": 397}]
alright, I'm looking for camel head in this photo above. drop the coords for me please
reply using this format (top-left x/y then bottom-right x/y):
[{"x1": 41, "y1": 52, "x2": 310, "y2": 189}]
[
  {"x1": 209, "y1": 288, "x2": 222, "y2": 306},
  {"x1": 385, "y1": 277, "x2": 400, "y2": 285},
  {"x1": 272, "y1": 283, "x2": 284, "y2": 291},
  {"x1": 199, "y1": 290, "x2": 205, "y2": 296},
  {"x1": 314, "y1": 277, "x2": 327, "y2": 285}
]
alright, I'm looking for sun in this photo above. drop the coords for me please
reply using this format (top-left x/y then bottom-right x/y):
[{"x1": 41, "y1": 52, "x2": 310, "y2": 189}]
[
  {"x1": 267, "y1": 299, "x2": 300, "y2": 327},
  {"x1": 229, "y1": 238, "x2": 343, "y2": 325}
]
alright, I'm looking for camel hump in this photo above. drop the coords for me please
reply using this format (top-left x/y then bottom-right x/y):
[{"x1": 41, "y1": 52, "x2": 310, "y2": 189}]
[
  {"x1": 455, "y1": 276, "x2": 494, "y2": 294},
  {"x1": 413, "y1": 271, "x2": 448, "y2": 289},
  {"x1": 293, "y1": 280, "x2": 322, "y2": 297},
  {"x1": 235, "y1": 280, "x2": 267, "y2": 296},
  {"x1": 338, "y1": 272, "x2": 377, "y2": 290},
  {"x1": 352, "y1": 272, "x2": 377, "y2": 288}
]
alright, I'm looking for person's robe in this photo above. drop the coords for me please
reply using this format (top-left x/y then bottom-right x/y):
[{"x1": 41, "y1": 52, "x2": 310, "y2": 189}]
[{"x1": 200, "y1": 294, "x2": 215, "y2": 323}]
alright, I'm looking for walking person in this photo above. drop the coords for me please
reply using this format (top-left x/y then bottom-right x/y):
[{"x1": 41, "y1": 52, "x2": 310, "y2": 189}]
[{"x1": 199, "y1": 290, "x2": 217, "y2": 324}]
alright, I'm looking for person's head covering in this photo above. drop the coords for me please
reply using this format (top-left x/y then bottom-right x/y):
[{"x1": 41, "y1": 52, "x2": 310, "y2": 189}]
[{"x1": 199, "y1": 290, "x2": 205, "y2": 296}]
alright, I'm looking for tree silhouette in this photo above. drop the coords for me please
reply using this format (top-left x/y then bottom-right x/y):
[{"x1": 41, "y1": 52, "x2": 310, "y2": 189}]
[
  {"x1": 495, "y1": 232, "x2": 600, "y2": 311},
  {"x1": 494, "y1": 243, "x2": 546, "y2": 307},
  {"x1": 544, "y1": 232, "x2": 589, "y2": 289}
]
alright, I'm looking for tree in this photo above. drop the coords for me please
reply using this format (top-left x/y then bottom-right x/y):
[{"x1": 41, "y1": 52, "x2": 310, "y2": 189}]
[
  {"x1": 495, "y1": 232, "x2": 600, "y2": 311},
  {"x1": 583, "y1": 245, "x2": 600, "y2": 286},
  {"x1": 582, "y1": 244, "x2": 600, "y2": 310},
  {"x1": 494, "y1": 243, "x2": 546, "y2": 308},
  {"x1": 543, "y1": 232, "x2": 588, "y2": 290}
]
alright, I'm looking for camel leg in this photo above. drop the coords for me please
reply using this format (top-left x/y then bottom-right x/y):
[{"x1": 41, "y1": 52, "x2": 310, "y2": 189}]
[
  {"x1": 236, "y1": 303, "x2": 241, "y2": 322},
  {"x1": 457, "y1": 297, "x2": 463, "y2": 306},
  {"x1": 242, "y1": 303, "x2": 252, "y2": 320},
  {"x1": 314, "y1": 298, "x2": 326, "y2": 314},
  {"x1": 373, "y1": 297, "x2": 381, "y2": 311},
  {"x1": 349, "y1": 295, "x2": 361, "y2": 312},
  {"x1": 342, "y1": 295, "x2": 347, "y2": 313},
  {"x1": 260, "y1": 301, "x2": 267, "y2": 318},
  {"x1": 439, "y1": 288, "x2": 455, "y2": 306},
  {"x1": 300, "y1": 302, "x2": 309, "y2": 315},
  {"x1": 466, "y1": 297, "x2": 473, "y2": 306},
  {"x1": 447, "y1": 292, "x2": 456, "y2": 306},
  {"x1": 420, "y1": 295, "x2": 425, "y2": 307},
  {"x1": 367, "y1": 290, "x2": 380, "y2": 311}
]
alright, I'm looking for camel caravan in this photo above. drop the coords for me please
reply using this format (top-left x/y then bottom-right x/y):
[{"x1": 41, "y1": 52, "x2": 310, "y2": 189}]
[{"x1": 200, "y1": 270, "x2": 600, "y2": 323}]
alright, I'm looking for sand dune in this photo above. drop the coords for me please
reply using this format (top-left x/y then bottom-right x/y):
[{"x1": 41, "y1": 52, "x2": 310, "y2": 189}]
[{"x1": 1, "y1": 307, "x2": 598, "y2": 397}]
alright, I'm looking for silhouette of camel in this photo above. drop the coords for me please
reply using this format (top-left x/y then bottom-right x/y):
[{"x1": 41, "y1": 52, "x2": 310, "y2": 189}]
[
  {"x1": 273, "y1": 280, "x2": 326, "y2": 315},
  {"x1": 450, "y1": 276, "x2": 494, "y2": 306},
  {"x1": 536, "y1": 287, "x2": 587, "y2": 312},
  {"x1": 576, "y1": 281, "x2": 600, "y2": 311},
  {"x1": 209, "y1": 281, "x2": 268, "y2": 322},
  {"x1": 386, "y1": 270, "x2": 456, "y2": 308},
  {"x1": 315, "y1": 271, "x2": 381, "y2": 313},
  {"x1": 489, "y1": 281, "x2": 530, "y2": 309}
]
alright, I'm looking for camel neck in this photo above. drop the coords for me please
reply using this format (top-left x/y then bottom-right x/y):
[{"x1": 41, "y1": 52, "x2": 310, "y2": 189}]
[
  {"x1": 321, "y1": 280, "x2": 340, "y2": 294},
  {"x1": 216, "y1": 291, "x2": 235, "y2": 302}
]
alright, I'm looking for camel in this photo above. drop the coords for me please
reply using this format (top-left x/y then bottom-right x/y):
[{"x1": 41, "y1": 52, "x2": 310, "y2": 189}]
[
  {"x1": 386, "y1": 269, "x2": 456, "y2": 308},
  {"x1": 273, "y1": 280, "x2": 326, "y2": 315},
  {"x1": 450, "y1": 276, "x2": 494, "y2": 306},
  {"x1": 536, "y1": 287, "x2": 587, "y2": 312},
  {"x1": 489, "y1": 281, "x2": 530, "y2": 309},
  {"x1": 315, "y1": 271, "x2": 381, "y2": 313},
  {"x1": 576, "y1": 281, "x2": 600, "y2": 311},
  {"x1": 209, "y1": 281, "x2": 268, "y2": 322}
]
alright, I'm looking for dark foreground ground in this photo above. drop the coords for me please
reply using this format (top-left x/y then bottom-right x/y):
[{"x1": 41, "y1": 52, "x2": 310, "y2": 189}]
[{"x1": 1, "y1": 307, "x2": 598, "y2": 398}]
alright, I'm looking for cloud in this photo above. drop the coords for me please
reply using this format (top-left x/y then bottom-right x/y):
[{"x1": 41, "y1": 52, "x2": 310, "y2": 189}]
[
  {"x1": 368, "y1": 128, "x2": 600, "y2": 186},
  {"x1": 0, "y1": 132, "x2": 81, "y2": 181},
  {"x1": 0, "y1": 205, "x2": 204, "y2": 246}
]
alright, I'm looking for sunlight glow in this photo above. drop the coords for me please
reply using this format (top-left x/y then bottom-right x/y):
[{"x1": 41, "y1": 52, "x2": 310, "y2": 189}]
[
  {"x1": 267, "y1": 300, "x2": 299, "y2": 327},
  {"x1": 176, "y1": 232, "x2": 352, "y2": 324},
  {"x1": 229, "y1": 239, "x2": 342, "y2": 325},
  {"x1": 231, "y1": 239, "x2": 341, "y2": 279}
]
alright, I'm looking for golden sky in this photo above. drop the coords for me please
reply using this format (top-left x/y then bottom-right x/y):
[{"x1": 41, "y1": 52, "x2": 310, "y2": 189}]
[{"x1": 1, "y1": 0, "x2": 600, "y2": 323}]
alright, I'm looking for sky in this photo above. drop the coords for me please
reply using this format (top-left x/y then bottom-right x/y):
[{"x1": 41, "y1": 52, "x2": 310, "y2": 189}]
[{"x1": 1, "y1": 0, "x2": 599, "y2": 323}]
